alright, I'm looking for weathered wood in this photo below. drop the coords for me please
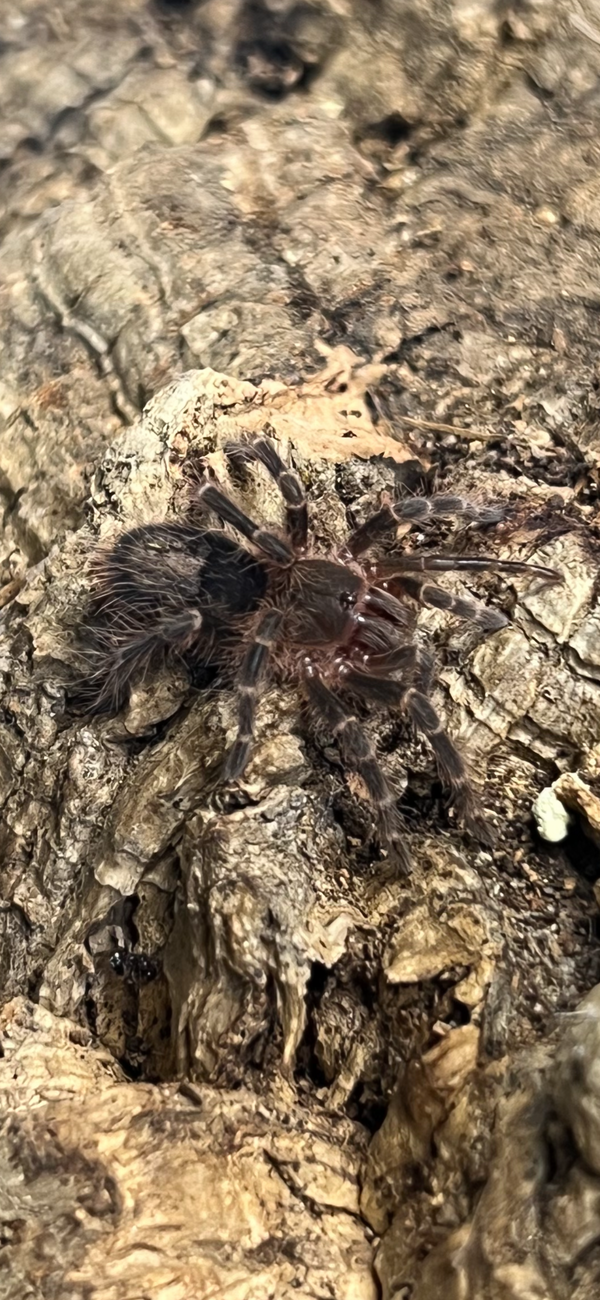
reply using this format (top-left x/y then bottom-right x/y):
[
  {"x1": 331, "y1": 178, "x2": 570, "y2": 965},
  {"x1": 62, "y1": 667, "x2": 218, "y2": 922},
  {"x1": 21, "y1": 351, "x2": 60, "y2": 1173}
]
[{"x1": 1, "y1": 4, "x2": 600, "y2": 1297}]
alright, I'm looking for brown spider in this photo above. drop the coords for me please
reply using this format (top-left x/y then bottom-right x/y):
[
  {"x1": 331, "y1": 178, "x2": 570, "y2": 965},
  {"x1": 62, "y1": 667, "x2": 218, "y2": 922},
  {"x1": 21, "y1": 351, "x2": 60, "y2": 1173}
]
[{"x1": 74, "y1": 436, "x2": 560, "y2": 865}]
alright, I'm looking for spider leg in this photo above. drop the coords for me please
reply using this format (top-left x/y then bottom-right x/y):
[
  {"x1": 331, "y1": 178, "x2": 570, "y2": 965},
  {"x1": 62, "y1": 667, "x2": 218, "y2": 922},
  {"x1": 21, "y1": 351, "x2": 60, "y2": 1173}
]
[
  {"x1": 352, "y1": 614, "x2": 408, "y2": 656},
  {"x1": 303, "y1": 668, "x2": 410, "y2": 867},
  {"x1": 194, "y1": 482, "x2": 294, "y2": 566},
  {"x1": 224, "y1": 608, "x2": 283, "y2": 780},
  {"x1": 225, "y1": 437, "x2": 308, "y2": 550},
  {"x1": 375, "y1": 554, "x2": 561, "y2": 581},
  {"x1": 383, "y1": 574, "x2": 508, "y2": 632},
  {"x1": 350, "y1": 584, "x2": 431, "y2": 674},
  {"x1": 347, "y1": 495, "x2": 504, "y2": 557},
  {"x1": 74, "y1": 610, "x2": 204, "y2": 714},
  {"x1": 363, "y1": 585, "x2": 413, "y2": 629},
  {"x1": 357, "y1": 640, "x2": 435, "y2": 692},
  {"x1": 340, "y1": 667, "x2": 491, "y2": 842}
]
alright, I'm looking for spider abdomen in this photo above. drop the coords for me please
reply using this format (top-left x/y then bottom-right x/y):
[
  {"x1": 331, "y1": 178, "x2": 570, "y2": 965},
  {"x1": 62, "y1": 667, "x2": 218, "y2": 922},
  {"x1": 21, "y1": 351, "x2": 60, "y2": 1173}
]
[{"x1": 72, "y1": 524, "x2": 268, "y2": 714}]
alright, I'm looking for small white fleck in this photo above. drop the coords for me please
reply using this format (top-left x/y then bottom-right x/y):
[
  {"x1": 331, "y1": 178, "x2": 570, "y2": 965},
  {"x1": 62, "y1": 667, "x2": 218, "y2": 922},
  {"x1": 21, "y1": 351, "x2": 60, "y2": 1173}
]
[{"x1": 532, "y1": 787, "x2": 572, "y2": 843}]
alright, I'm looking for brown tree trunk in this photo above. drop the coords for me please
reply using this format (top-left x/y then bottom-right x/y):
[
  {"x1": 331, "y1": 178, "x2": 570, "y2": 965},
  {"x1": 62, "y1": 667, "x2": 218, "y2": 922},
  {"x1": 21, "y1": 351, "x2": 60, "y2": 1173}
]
[{"x1": 1, "y1": 4, "x2": 600, "y2": 1298}]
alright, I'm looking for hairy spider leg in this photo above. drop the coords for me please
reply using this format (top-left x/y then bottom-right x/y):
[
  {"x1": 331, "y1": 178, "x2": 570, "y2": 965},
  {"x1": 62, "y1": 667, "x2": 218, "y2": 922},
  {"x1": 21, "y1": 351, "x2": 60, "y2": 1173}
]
[
  {"x1": 225, "y1": 437, "x2": 309, "y2": 550},
  {"x1": 348, "y1": 584, "x2": 435, "y2": 684},
  {"x1": 304, "y1": 669, "x2": 410, "y2": 867},
  {"x1": 370, "y1": 552, "x2": 562, "y2": 628},
  {"x1": 224, "y1": 608, "x2": 283, "y2": 780},
  {"x1": 347, "y1": 494, "x2": 505, "y2": 557},
  {"x1": 376, "y1": 554, "x2": 562, "y2": 580},
  {"x1": 381, "y1": 573, "x2": 509, "y2": 631},
  {"x1": 340, "y1": 668, "x2": 491, "y2": 842},
  {"x1": 77, "y1": 610, "x2": 204, "y2": 713},
  {"x1": 194, "y1": 482, "x2": 294, "y2": 565},
  {"x1": 357, "y1": 636, "x2": 435, "y2": 693},
  {"x1": 362, "y1": 584, "x2": 414, "y2": 628}
]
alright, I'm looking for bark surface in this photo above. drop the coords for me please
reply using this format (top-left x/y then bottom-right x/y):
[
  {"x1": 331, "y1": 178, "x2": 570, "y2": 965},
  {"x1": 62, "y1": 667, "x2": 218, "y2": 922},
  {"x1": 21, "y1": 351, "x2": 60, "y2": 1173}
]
[{"x1": 1, "y1": 3, "x2": 600, "y2": 1298}]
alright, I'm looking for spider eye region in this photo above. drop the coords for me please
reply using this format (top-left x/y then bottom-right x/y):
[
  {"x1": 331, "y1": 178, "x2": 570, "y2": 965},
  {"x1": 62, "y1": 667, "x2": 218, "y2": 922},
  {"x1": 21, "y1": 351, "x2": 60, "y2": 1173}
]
[{"x1": 340, "y1": 591, "x2": 357, "y2": 610}]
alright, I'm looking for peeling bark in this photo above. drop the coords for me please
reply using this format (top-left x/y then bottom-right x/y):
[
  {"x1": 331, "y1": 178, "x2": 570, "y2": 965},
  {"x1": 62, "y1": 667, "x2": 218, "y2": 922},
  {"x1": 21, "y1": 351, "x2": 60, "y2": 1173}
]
[{"x1": 1, "y1": 4, "x2": 600, "y2": 1299}]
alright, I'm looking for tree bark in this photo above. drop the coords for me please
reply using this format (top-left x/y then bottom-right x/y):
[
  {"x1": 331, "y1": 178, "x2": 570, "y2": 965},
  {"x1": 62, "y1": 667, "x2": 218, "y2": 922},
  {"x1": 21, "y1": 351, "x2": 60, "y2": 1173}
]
[{"x1": 1, "y1": 4, "x2": 600, "y2": 1298}]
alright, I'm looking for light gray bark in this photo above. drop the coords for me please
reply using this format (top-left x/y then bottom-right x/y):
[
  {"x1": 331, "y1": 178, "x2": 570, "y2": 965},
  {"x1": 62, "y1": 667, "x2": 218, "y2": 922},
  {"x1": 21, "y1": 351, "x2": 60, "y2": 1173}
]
[{"x1": 1, "y1": 4, "x2": 600, "y2": 1298}]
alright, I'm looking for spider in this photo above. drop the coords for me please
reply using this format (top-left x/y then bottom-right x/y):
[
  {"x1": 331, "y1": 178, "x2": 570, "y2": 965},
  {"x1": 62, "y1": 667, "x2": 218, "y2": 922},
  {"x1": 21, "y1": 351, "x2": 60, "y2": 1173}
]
[{"x1": 74, "y1": 436, "x2": 560, "y2": 866}]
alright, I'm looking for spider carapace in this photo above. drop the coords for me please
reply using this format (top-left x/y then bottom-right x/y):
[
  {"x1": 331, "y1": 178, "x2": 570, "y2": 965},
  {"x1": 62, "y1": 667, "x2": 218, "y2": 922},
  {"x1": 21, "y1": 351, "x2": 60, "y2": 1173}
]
[{"x1": 75, "y1": 435, "x2": 560, "y2": 865}]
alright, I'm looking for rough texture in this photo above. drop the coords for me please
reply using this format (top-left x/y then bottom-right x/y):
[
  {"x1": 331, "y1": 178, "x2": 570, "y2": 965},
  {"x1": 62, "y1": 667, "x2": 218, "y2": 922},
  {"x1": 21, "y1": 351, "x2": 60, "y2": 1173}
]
[
  {"x1": 1, "y1": 3, "x2": 600, "y2": 1299},
  {"x1": 0, "y1": 998, "x2": 375, "y2": 1300}
]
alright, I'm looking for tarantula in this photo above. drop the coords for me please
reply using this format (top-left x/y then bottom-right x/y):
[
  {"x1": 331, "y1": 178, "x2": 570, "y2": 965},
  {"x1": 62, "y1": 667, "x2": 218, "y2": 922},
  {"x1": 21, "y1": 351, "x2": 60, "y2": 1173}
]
[{"x1": 74, "y1": 436, "x2": 559, "y2": 864}]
